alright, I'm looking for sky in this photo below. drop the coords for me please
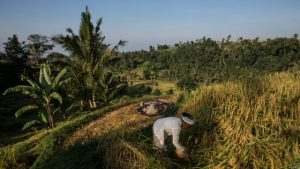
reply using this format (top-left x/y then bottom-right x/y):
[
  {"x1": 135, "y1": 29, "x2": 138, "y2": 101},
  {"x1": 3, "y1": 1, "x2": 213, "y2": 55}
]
[{"x1": 0, "y1": 0, "x2": 300, "y2": 52}]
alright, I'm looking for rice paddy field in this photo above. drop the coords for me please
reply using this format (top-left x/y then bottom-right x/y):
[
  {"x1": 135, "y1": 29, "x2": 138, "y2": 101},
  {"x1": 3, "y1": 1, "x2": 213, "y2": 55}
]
[
  {"x1": 180, "y1": 71, "x2": 300, "y2": 168},
  {"x1": 1, "y1": 71, "x2": 300, "y2": 169}
]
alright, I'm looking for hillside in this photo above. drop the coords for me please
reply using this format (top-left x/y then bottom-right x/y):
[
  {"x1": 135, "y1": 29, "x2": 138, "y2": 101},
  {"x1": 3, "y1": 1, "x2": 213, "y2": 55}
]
[{"x1": 1, "y1": 72, "x2": 300, "y2": 169}]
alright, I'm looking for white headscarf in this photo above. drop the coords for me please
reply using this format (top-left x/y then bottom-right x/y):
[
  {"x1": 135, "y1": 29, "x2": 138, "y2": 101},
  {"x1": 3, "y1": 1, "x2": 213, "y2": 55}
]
[{"x1": 181, "y1": 113, "x2": 196, "y2": 125}]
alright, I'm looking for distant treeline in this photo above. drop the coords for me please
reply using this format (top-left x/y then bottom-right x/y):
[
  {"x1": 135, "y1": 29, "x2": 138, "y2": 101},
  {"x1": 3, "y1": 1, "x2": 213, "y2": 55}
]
[
  {"x1": 109, "y1": 35, "x2": 300, "y2": 83},
  {"x1": 1, "y1": 34, "x2": 300, "y2": 91}
]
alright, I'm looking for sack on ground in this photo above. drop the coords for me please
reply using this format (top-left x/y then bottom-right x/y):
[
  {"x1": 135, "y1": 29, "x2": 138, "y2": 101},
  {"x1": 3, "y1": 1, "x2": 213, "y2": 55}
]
[{"x1": 136, "y1": 100, "x2": 167, "y2": 116}]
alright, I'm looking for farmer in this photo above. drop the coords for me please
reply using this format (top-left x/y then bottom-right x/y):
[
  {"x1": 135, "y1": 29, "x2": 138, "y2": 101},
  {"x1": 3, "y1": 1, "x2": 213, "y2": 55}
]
[{"x1": 152, "y1": 112, "x2": 195, "y2": 158}]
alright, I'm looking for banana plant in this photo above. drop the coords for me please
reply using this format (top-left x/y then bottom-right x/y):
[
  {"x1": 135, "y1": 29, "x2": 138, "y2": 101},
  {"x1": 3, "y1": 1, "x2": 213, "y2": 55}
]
[
  {"x1": 3, "y1": 63, "x2": 70, "y2": 129},
  {"x1": 98, "y1": 72, "x2": 128, "y2": 105}
]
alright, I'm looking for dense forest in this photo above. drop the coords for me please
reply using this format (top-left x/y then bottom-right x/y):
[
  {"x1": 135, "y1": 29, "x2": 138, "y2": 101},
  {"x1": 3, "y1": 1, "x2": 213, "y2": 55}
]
[{"x1": 110, "y1": 34, "x2": 300, "y2": 83}]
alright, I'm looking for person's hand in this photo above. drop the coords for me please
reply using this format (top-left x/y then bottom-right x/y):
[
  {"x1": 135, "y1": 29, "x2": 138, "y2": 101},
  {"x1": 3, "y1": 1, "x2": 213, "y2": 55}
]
[
  {"x1": 182, "y1": 150, "x2": 189, "y2": 159},
  {"x1": 176, "y1": 149, "x2": 189, "y2": 159}
]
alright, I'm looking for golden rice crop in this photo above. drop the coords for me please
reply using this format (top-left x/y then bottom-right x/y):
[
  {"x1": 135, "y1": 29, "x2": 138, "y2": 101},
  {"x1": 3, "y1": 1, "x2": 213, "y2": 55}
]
[{"x1": 180, "y1": 71, "x2": 300, "y2": 168}]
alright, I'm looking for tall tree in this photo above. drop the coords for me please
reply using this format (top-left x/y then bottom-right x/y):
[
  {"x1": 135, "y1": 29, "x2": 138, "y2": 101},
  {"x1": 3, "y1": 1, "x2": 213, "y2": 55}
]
[
  {"x1": 27, "y1": 34, "x2": 54, "y2": 66},
  {"x1": 53, "y1": 7, "x2": 126, "y2": 109},
  {"x1": 3, "y1": 34, "x2": 28, "y2": 61},
  {"x1": 1, "y1": 35, "x2": 29, "y2": 92}
]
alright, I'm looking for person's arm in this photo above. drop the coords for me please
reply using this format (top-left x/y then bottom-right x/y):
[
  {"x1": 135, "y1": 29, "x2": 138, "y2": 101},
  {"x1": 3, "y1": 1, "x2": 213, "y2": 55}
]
[{"x1": 172, "y1": 129, "x2": 185, "y2": 152}]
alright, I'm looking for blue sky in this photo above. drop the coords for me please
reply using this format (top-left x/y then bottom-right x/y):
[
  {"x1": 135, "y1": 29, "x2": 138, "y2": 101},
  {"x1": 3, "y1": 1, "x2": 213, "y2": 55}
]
[{"x1": 0, "y1": 0, "x2": 300, "y2": 52}]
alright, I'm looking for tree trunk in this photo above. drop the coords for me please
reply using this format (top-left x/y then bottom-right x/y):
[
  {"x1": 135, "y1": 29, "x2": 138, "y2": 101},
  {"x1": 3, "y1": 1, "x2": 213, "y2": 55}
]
[
  {"x1": 88, "y1": 94, "x2": 97, "y2": 109},
  {"x1": 46, "y1": 103, "x2": 55, "y2": 129},
  {"x1": 89, "y1": 99, "x2": 94, "y2": 108},
  {"x1": 92, "y1": 92, "x2": 97, "y2": 108}
]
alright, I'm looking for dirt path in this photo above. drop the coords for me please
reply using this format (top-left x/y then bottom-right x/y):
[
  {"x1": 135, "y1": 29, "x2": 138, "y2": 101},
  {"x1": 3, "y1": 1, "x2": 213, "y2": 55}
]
[{"x1": 63, "y1": 98, "x2": 175, "y2": 148}]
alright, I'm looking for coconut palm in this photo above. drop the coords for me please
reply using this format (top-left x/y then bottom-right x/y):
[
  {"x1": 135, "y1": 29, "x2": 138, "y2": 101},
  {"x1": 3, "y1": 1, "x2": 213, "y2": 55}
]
[
  {"x1": 3, "y1": 63, "x2": 70, "y2": 129},
  {"x1": 53, "y1": 7, "x2": 126, "y2": 108}
]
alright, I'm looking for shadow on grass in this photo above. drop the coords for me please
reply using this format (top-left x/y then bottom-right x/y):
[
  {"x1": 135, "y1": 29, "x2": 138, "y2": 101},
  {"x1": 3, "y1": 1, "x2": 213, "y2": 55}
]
[
  {"x1": 40, "y1": 140, "x2": 103, "y2": 169},
  {"x1": 33, "y1": 119, "x2": 152, "y2": 169},
  {"x1": 34, "y1": 117, "x2": 194, "y2": 169}
]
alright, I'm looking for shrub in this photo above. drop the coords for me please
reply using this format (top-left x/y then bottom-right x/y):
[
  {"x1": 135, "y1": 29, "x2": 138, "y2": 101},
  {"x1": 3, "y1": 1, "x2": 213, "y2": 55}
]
[
  {"x1": 165, "y1": 88, "x2": 174, "y2": 95},
  {"x1": 176, "y1": 93, "x2": 185, "y2": 105},
  {"x1": 125, "y1": 84, "x2": 152, "y2": 97},
  {"x1": 176, "y1": 75, "x2": 198, "y2": 92},
  {"x1": 152, "y1": 89, "x2": 161, "y2": 96}
]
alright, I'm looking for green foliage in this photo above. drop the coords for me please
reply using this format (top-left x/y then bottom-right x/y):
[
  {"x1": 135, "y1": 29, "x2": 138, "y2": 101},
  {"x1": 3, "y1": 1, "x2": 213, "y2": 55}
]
[
  {"x1": 26, "y1": 34, "x2": 54, "y2": 65},
  {"x1": 151, "y1": 88, "x2": 161, "y2": 96},
  {"x1": 142, "y1": 61, "x2": 151, "y2": 80},
  {"x1": 110, "y1": 36, "x2": 300, "y2": 83},
  {"x1": 53, "y1": 7, "x2": 126, "y2": 109},
  {"x1": 165, "y1": 88, "x2": 174, "y2": 95},
  {"x1": 98, "y1": 72, "x2": 128, "y2": 105},
  {"x1": 175, "y1": 93, "x2": 185, "y2": 105},
  {"x1": 22, "y1": 120, "x2": 40, "y2": 130},
  {"x1": 15, "y1": 104, "x2": 38, "y2": 118},
  {"x1": 3, "y1": 34, "x2": 28, "y2": 61},
  {"x1": 0, "y1": 35, "x2": 31, "y2": 92},
  {"x1": 2, "y1": 63, "x2": 69, "y2": 129},
  {"x1": 125, "y1": 84, "x2": 152, "y2": 97},
  {"x1": 176, "y1": 75, "x2": 198, "y2": 92},
  {"x1": 47, "y1": 52, "x2": 69, "y2": 70}
]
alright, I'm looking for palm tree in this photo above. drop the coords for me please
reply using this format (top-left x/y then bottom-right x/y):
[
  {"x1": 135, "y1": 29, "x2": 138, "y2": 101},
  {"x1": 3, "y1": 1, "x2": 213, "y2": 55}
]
[
  {"x1": 3, "y1": 63, "x2": 69, "y2": 129},
  {"x1": 53, "y1": 7, "x2": 126, "y2": 108}
]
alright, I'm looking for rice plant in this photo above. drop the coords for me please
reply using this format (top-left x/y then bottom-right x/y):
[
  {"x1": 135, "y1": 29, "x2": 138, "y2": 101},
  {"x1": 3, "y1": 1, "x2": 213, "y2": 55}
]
[{"x1": 180, "y1": 71, "x2": 300, "y2": 168}]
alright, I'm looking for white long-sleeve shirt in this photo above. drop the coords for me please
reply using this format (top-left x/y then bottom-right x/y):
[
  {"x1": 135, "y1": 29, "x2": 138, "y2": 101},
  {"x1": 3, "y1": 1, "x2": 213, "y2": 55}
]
[{"x1": 152, "y1": 117, "x2": 185, "y2": 152}]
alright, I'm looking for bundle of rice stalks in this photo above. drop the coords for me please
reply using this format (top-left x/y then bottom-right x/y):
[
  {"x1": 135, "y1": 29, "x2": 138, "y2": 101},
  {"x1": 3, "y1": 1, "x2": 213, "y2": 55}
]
[{"x1": 181, "y1": 71, "x2": 300, "y2": 168}]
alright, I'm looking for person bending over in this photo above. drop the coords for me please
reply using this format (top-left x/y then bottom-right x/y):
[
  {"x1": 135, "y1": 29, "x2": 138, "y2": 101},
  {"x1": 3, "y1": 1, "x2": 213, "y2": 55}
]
[{"x1": 152, "y1": 112, "x2": 195, "y2": 158}]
